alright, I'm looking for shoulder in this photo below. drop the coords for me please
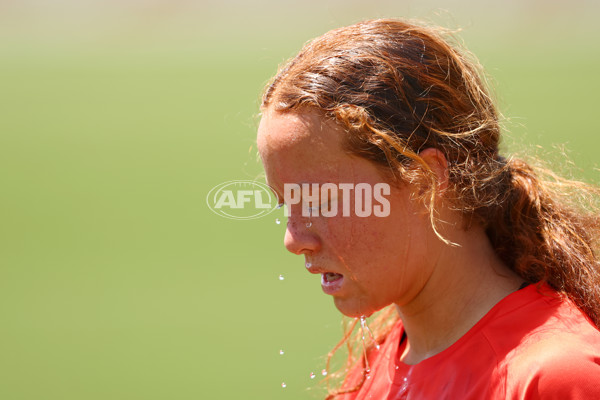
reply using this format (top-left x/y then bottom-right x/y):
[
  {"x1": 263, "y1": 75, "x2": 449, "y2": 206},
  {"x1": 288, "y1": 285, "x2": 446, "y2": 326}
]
[
  {"x1": 482, "y1": 283, "x2": 600, "y2": 352},
  {"x1": 490, "y1": 285, "x2": 600, "y2": 398},
  {"x1": 505, "y1": 331, "x2": 600, "y2": 399}
]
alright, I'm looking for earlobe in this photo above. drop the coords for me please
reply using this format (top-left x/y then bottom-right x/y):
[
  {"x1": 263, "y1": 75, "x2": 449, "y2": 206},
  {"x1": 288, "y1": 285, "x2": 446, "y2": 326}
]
[{"x1": 418, "y1": 148, "x2": 450, "y2": 192}]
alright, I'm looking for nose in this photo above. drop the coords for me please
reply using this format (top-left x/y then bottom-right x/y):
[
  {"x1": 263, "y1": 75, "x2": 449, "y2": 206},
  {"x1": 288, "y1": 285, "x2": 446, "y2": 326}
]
[{"x1": 283, "y1": 217, "x2": 321, "y2": 255}]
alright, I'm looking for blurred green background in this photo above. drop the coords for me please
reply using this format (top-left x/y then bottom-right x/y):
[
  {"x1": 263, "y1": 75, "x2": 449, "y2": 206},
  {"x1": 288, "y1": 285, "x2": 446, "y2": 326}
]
[{"x1": 0, "y1": 0, "x2": 598, "y2": 399}]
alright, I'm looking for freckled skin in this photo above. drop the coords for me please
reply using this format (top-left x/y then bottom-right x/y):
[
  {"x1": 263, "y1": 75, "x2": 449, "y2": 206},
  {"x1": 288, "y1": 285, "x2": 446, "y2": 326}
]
[{"x1": 257, "y1": 109, "x2": 443, "y2": 317}]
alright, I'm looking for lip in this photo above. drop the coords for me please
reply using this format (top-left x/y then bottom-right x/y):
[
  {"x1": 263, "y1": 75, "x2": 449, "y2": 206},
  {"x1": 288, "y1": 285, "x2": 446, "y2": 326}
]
[
  {"x1": 321, "y1": 273, "x2": 344, "y2": 295},
  {"x1": 306, "y1": 265, "x2": 326, "y2": 275},
  {"x1": 306, "y1": 265, "x2": 344, "y2": 295}
]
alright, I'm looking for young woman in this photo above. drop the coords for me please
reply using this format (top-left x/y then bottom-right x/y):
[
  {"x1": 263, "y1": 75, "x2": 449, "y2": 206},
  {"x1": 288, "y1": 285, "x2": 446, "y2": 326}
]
[{"x1": 257, "y1": 19, "x2": 600, "y2": 399}]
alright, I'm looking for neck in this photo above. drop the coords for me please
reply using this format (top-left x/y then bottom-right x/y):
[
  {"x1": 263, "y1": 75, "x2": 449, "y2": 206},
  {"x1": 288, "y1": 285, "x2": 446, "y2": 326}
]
[{"x1": 395, "y1": 226, "x2": 522, "y2": 365}]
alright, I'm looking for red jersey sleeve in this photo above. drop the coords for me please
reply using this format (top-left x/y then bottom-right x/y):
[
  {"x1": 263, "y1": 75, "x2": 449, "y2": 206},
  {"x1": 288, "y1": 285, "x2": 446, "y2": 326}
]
[{"x1": 512, "y1": 336, "x2": 600, "y2": 399}]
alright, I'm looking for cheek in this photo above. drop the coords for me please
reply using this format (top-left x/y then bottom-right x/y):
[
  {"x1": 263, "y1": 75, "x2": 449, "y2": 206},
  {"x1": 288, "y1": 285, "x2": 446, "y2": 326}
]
[
  {"x1": 321, "y1": 214, "x2": 370, "y2": 252},
  {"x1": 323, "y1": 214, "x2": 408, "y2": 273}
]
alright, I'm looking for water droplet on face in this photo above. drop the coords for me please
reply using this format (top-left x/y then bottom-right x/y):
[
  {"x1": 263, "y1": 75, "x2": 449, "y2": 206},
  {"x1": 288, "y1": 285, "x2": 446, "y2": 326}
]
[
  {"x1": 275, "y1": 218, "x2": 281, "y2": 225},
  {"x1": 279, "y1": 274, "x2": 284, "y2": 280},
  {"x1": 305, "y1": 262, "x2": 312, "y2": 268},
  {"x1": 279, "y1": 349, "x2": 284, "y2": 355},
  {"x1": 306, "y1": 221, "x2": 312, "y2": 228},
  {"x1": 321, "y1": 369, "x2": 328, "y2": 376},
  {"x1": 310, "y1": 372, "x2": 316, "y2": 379},
  {"x1": 281, "y1": 382, "x2": 287, "y2": 388}
]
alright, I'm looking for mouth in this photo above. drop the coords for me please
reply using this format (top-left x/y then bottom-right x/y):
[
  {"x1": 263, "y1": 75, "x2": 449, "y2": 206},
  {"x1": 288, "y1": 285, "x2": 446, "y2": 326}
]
[
  {"x1": 306, "y1": 263, "x2": 345, "y2": 295},
  {"x1": 323, "y1": 272, "x2": 343, "y2": 283},
  {"x1": 320, "y1": 272, "x2": 344, "y2": 295}
]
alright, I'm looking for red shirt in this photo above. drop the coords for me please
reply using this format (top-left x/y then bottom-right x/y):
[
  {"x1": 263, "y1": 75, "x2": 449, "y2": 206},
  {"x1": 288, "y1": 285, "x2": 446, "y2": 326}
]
[{"x1": 341, "y1": 284, "x2": 600, "y2": 399}]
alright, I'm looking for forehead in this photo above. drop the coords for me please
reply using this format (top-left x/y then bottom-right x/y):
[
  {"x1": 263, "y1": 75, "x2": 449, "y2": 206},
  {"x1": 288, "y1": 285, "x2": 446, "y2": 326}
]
[
  {"x1": 257, "y1": 110, "x2": 359, "y2": 191},
  {"x1": 257, "y1": 109, "x2": 342, "y2": 155},
  {"x1": 257, "y1": 109, "x2": 351, "y2": 181},
  {"x1": 257, "y1": 109, "x2": 390, "y2": 191}
]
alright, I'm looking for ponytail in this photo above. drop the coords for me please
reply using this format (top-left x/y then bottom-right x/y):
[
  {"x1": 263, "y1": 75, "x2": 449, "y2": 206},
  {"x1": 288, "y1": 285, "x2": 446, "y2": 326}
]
[{"x1": 486, "y1": 157, "x2": 600, "y2": 326}]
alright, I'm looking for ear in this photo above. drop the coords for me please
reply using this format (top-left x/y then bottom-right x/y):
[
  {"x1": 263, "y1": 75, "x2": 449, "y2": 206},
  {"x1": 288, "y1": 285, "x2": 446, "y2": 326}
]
[{"x1": 418, "y1": 148, "x2": 450, "y2": 192}]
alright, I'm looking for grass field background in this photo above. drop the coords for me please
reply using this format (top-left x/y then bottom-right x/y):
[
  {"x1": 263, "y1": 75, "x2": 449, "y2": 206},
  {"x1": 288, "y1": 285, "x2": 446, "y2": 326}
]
[{"x1": 1, "y1": 1, "x2": 599, "y2": 399}]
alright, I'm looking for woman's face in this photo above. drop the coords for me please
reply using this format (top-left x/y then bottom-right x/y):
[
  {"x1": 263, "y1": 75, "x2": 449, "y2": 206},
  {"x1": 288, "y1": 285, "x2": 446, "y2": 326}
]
[{"x1": 257, "y1": 109, "x2": 442, "y2": 317}]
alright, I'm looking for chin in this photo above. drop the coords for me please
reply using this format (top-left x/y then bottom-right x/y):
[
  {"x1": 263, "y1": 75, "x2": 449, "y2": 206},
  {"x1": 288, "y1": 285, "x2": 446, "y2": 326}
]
[{"x1": 333, "y1": 297, "x2": 377, "y2": 318}]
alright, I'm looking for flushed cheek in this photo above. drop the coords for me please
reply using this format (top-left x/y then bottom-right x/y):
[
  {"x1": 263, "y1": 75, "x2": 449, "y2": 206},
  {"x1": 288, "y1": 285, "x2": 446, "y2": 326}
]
[
  {"x1": 320, "y1": 213, "x2": 403, "y2": 274},
  {"x1": 320, "y1": 220, "x2": 365, "y2": 273},
  {"x1": 322, "y1": 213, "x2": 377, "y2": 244}
]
